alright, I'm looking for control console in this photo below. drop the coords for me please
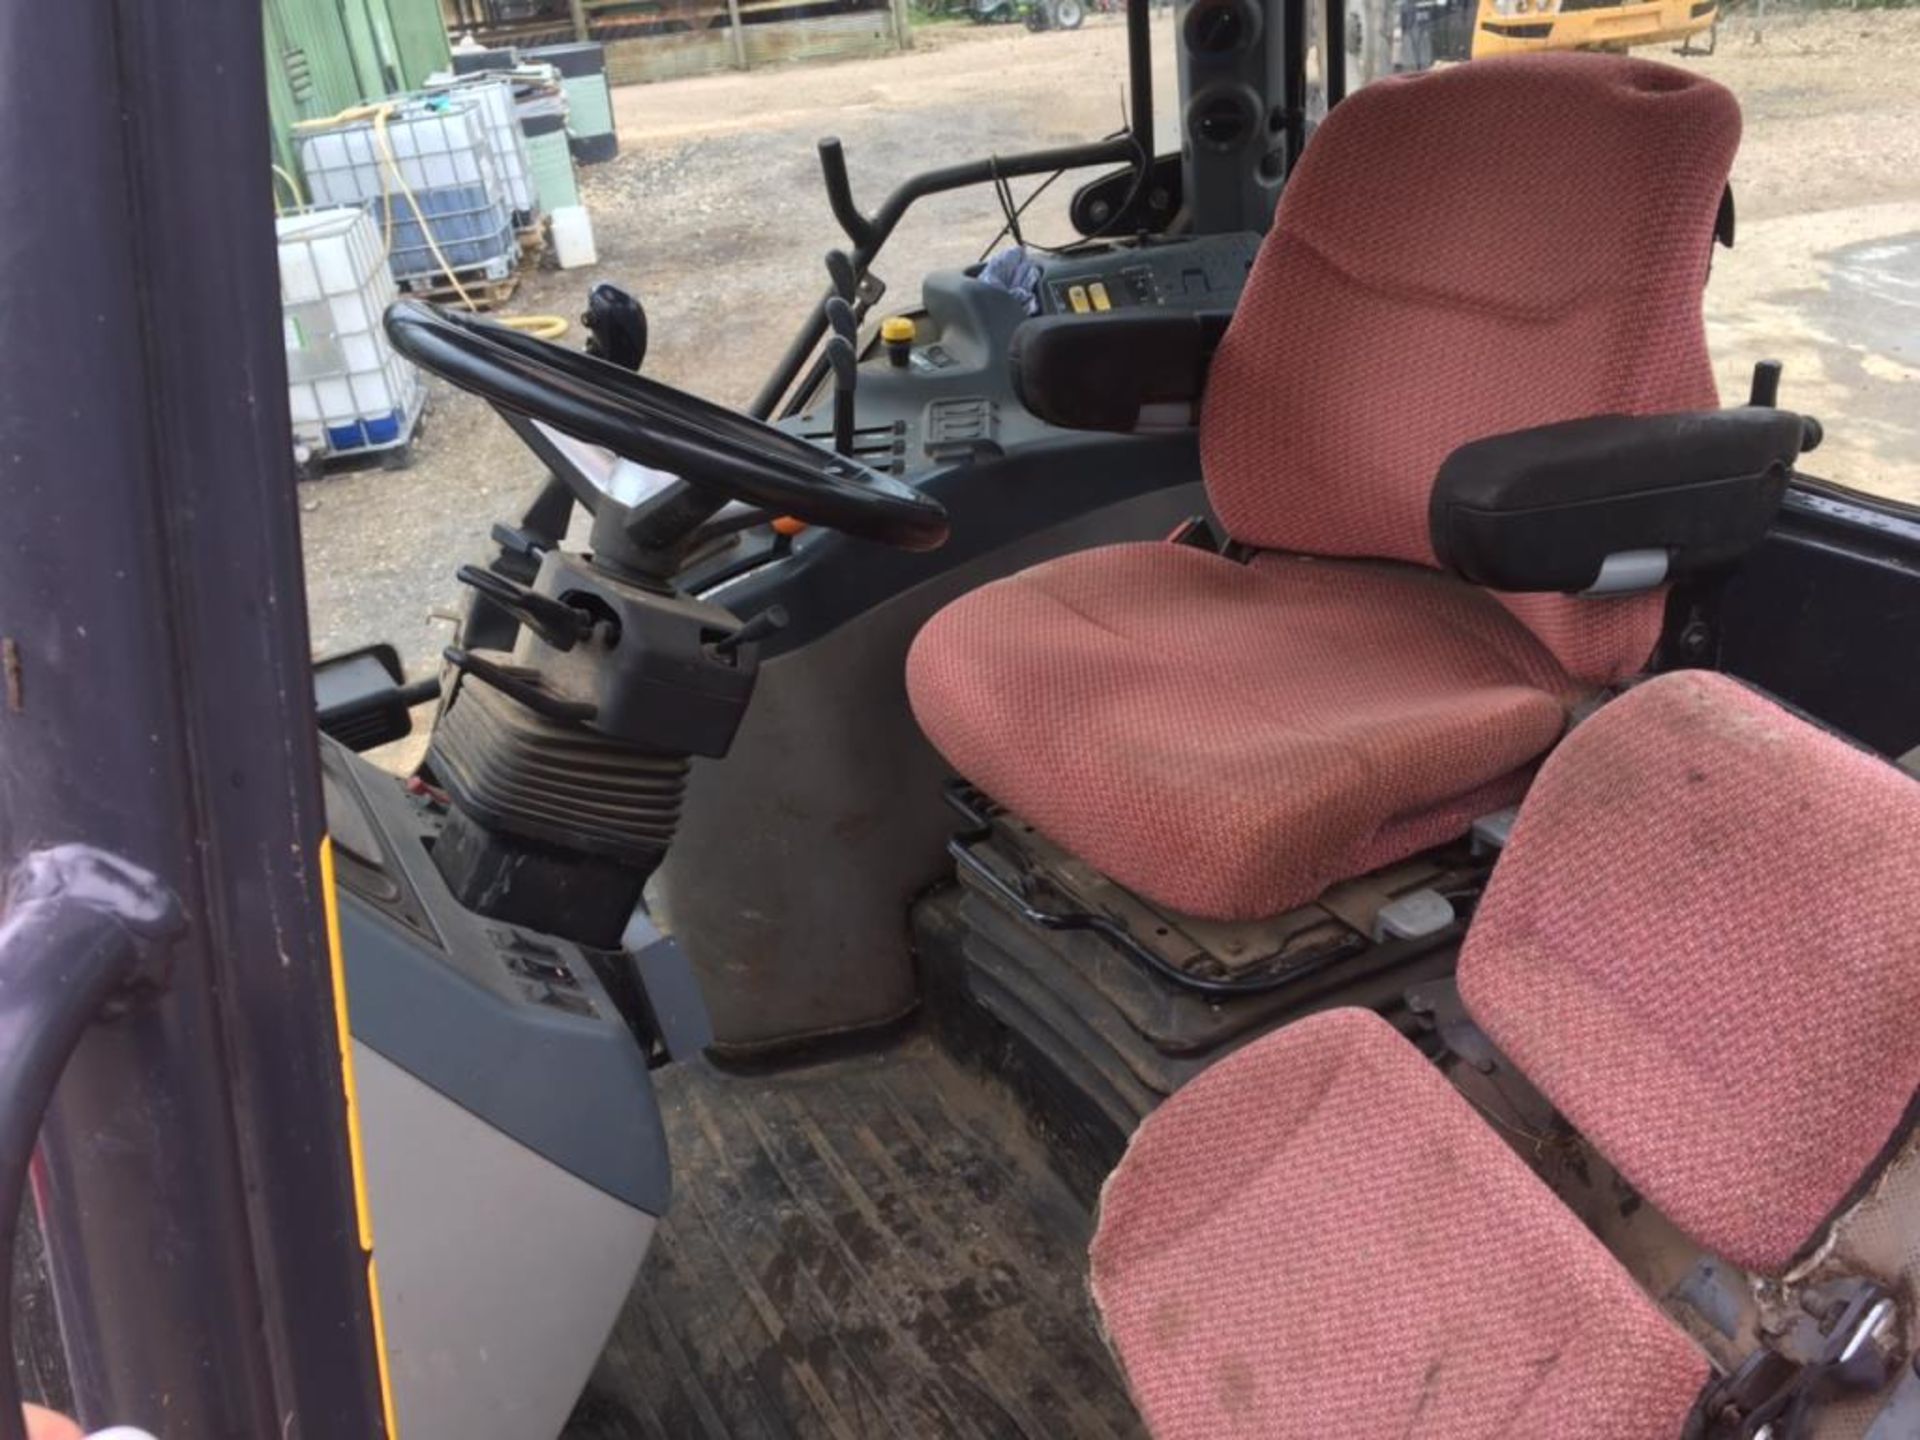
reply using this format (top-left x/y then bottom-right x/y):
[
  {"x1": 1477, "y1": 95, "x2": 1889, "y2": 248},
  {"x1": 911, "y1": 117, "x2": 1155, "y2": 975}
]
[
  {"x1": 775, "y1": 231, "x2": 1263, "y2": 479},
  {"x1": 1035, "y1": 232, "x2": 1262, "y2": 315}
]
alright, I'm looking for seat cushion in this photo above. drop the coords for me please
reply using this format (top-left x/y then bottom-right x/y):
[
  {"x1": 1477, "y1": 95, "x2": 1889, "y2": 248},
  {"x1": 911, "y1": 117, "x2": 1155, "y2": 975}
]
[
  {"x1": 1459, "y1": 670, "x2": 1920, "y2": 1273},
  {"x1": 906, "y1": 542, "x2": 1581, "y2": 920},
  {"x1": 1090, "y1": 1008, "x2": 1709, "y2": 1440}
]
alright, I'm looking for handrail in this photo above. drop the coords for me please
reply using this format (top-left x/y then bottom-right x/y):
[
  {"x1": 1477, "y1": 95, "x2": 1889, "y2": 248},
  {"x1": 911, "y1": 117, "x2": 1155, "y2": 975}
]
[{"x1": 0, "y1": 848, "x2": 180, "y2": 1440}]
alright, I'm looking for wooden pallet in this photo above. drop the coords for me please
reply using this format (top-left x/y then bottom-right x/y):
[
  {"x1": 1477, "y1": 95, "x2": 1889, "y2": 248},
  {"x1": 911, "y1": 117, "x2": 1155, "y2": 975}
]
[{"x1": 399, "y1": 267, "x2": 521, "y2": 312}]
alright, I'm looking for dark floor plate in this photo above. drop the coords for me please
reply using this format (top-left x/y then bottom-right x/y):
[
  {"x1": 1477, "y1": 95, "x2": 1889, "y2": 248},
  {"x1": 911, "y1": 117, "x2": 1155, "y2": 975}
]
[{"x1": 564, "y1": 1036, "x2": 1146, "y2": 1440}]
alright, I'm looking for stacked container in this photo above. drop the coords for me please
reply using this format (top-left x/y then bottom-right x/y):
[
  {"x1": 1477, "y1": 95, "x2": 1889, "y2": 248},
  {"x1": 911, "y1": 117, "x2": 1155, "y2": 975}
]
[
  {"x1": 277, "y1": 207, "x2": 425, "y2": 459},
  {"x1": 523, "y1": 42, "x2": 618, "y2": 164},
  {"x1": 515, "y1": 76, "x2": 580, "y2": 215},
  {"x1": 422, "y1": 74, "x2": 540, "y2": 228},
  {"x1": 295, "y1": 98, "x2": 517, "y2": 287}
]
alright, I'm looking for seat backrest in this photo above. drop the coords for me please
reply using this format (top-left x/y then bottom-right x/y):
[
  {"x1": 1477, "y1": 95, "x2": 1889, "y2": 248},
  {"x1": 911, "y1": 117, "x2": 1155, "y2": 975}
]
[
  {"x1": 1199, "y1": 54, "x2": 1740, "y2": 684},
  {"x1": 1458, "y1": 671, "x2": 1920, "y2": 1273}
]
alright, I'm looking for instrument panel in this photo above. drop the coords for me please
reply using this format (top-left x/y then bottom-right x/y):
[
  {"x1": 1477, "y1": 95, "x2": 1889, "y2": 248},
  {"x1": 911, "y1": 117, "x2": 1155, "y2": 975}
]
[{"x1": 1037, "y1": 231, "x2": 1262, "y2": 315}]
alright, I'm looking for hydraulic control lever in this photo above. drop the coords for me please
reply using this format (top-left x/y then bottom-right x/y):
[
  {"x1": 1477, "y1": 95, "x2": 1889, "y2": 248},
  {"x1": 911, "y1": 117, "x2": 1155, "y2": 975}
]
[
  {"x1": 824, "y1": 295, "x2": 857, "y2": 346},
  {"x1": 825, "y1": 336, "x2": 858, "y2": 457},
  {"x1": 825, "y1": 248, "x2": 858, "y2": 304},
  {"x1": 820, "y1": 256, "x2": 863, "y2": 455}
]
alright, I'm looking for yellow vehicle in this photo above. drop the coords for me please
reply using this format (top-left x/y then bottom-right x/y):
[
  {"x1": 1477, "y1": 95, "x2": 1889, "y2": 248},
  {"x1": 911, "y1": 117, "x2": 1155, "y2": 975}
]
[{"x1": 1473, "y1": 0, "x2": 1716, "y2": 58}]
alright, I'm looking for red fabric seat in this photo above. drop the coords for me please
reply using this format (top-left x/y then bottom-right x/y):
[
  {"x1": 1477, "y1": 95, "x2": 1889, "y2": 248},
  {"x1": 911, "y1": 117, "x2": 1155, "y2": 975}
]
[
  {"x1": 1091, "y1": 1007, "x2": 1709, "y2": 1440},
  {"x1": 910, "y1": 544, "x2": 1579, "y2": 919},
  {"x1": 907, "y1": 54, "x2": 1741, "y2": 919},
  {"x1": 1459, "y1": 670, "x2": 1920, "y2": 1272}
]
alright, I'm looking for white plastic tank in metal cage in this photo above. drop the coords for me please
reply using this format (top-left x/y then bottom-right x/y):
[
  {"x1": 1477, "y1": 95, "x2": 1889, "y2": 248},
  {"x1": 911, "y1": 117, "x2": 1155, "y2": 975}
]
[
  {"x1": 277, "y1": 206, "x2": 425, "y2": 460},
  {"x1": 295, "y1": 100, "x2": 517, "y2": 288},
  {"x1": 422, "y1": 73, "x2": 540, "y2": 228}
]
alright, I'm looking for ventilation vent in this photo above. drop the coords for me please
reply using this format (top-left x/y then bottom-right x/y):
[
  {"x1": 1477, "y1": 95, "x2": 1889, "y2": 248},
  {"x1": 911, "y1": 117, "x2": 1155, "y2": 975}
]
[{"x1": 281, "y1": 46, "x2": 314, "y2": 104}]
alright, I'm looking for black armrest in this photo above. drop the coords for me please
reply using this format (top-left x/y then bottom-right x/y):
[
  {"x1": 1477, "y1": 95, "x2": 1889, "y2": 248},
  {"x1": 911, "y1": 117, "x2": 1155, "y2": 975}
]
[
  {"x1": 1430, "y1": 408, "x2": 1817, "y2": 594},
  {"x1": 1009, "y1": 311, "x2": 1232, "y2": 432}
]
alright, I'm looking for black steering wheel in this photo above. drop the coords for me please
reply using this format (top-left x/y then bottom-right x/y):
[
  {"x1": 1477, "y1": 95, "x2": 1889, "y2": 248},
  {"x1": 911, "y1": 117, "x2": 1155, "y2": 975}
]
[{"x1": 384, "y1": 300, "x2": 949, "y2": 553}]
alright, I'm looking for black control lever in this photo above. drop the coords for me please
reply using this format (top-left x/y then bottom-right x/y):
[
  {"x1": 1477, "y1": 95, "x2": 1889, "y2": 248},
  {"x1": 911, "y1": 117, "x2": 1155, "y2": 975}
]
[
  {"x1": 442, "y1": 647, "x2": 598, "y2": 725},
  {"x1": 1748, "y1": 358, "x2": 1824, "y2": 452},
  {"x1": 824, "y1": 337, "x2": 858, "y2": 457},
  {"x1": 824, "y1": 295, "x2": 857, "y2": 346},
  {"x1": 825, "y1": 249, "x2": 858, "y2": 304},
  {"x1": 713, "y1": 604, "x2": 789, "y2": 658},
  {"x1": 582, "y1": 283, "x2": 649, "y2": 373},
  {"x1": 455, "y1": 564, "x2": 592, "y2": 653}
]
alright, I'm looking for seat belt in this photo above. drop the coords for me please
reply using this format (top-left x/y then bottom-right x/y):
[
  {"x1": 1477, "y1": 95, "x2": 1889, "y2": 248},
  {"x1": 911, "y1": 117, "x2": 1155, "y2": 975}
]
[{"x1": 1687, "y1": 1278, "x2": 1905, "y2": 1439}]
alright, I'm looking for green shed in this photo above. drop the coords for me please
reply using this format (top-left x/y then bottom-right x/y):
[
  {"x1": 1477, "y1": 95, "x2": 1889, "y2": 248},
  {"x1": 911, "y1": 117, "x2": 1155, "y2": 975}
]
[{"x1": 264, "y1": 0, "x2": 453, "y2": 186}]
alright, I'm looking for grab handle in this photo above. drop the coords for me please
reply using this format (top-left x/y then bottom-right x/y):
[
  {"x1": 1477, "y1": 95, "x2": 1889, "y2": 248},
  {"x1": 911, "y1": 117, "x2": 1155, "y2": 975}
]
[{"x1": 0, "y1": 847, "x2": 180, "y2": 1440}]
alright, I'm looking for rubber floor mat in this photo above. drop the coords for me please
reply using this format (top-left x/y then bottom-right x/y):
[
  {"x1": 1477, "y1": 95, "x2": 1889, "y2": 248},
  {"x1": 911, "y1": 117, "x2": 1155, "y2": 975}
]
[{"x1": 563, "y1": 1037, "x2": 1147, "y2": 1440}]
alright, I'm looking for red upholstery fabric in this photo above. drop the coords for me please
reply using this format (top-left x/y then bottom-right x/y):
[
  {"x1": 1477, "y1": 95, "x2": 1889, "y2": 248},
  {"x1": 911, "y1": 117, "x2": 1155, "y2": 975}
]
[
  {"x1": 1200, "y1": 54, "x2": 1740, "y2": 684},
  {"x1": 1091, "y1": 1008, "x2": 1709, "y2": 1439},
  {"x1": 907, "y1": 543, "x2": 1581, "y2": 920},
  {"x1": 1460, "y1": 671, "x2": 1920, "y2": 1272}
]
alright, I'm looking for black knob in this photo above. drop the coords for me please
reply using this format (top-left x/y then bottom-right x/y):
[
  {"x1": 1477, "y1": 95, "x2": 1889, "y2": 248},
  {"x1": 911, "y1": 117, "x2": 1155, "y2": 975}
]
[{"x1": 582, "y1": 283, "x2": 649, "y2": 372}]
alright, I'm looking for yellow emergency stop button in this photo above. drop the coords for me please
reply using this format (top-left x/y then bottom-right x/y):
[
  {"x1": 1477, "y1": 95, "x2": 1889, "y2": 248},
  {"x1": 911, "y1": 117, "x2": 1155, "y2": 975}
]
[{"x1": 1088, "y1": 281, "x2": 1112, "y2": 312}]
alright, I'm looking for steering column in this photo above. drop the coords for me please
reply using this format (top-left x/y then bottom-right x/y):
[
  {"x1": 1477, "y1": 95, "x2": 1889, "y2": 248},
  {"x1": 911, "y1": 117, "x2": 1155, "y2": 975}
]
[{"x1": 384, "y1": 300, "x2": 948, "y2": 947}]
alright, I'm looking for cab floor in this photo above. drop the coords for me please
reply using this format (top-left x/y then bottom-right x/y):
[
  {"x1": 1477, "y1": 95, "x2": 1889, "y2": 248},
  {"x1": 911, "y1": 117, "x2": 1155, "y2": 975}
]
[{"x1": 563, "y1": 1036, "x2": 1146, "y2": 1440}]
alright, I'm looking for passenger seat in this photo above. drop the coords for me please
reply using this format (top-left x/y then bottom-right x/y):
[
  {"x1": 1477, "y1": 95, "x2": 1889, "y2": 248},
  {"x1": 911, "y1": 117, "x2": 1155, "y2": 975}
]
[{"x1": 1089, "y1": 671, "x2": 1920, "y2": 1439}]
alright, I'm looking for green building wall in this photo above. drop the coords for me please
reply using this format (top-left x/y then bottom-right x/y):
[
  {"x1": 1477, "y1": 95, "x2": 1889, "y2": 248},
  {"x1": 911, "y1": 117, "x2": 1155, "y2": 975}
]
[{"x1": 264, "y1": 0, "x2": 453, "y2": 187}]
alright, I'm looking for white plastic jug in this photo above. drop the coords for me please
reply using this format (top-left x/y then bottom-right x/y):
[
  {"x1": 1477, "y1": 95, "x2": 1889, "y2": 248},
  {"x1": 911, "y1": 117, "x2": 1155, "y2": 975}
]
[{"x1": 551, "y1": 205, "x2": 598, "y2": 270}]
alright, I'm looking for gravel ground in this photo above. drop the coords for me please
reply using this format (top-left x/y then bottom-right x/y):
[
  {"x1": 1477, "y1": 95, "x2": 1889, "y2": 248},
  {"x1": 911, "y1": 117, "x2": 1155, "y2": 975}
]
[{"x1": 299, "y1": 9, "x2": 1920, "y2": 687}]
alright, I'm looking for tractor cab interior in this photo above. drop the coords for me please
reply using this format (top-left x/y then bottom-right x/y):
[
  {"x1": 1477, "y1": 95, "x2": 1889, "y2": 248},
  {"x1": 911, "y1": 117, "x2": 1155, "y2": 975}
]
[{"x1": 18, "y1": 0, "x2": 1920, "y2": 1436}]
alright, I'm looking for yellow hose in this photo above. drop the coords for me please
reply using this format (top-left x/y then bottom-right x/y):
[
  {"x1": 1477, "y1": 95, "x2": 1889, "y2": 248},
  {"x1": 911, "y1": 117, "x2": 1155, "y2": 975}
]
[
  {"x1": 293, "y1": 103, "x2": 568, "y2": 340},
  {"x1": 270, "y1": 164, "x2": 306, "y2": 216}
]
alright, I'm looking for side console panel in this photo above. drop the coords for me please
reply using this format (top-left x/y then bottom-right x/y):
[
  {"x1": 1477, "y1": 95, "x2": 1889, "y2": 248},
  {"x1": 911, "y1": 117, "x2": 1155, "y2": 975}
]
[
  {"x1": 321, "y1": 741, "x2": 671, "y2": 1439},
  {"x1": 357, "y1": 1045, "x2": 656, "y2": 1440}
]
